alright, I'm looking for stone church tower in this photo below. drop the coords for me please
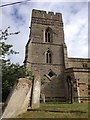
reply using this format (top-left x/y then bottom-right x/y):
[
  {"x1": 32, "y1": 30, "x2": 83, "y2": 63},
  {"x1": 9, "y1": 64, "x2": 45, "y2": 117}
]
[
  {"x1": 25, "y1": 9, "x2": 67, "y2": 102},
  {"x1": 25, "y1": 9, "x2": 90, "y2": 103}
]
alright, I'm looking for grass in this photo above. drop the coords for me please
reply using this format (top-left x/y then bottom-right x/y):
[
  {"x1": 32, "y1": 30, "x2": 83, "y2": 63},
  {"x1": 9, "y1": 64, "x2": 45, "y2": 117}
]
[
  {"x1": 17, "y1": 102, "x2": 89, "y2": 118},
  {"x1": 40, "y1": 102, "x2": 88, "y2": 112}
]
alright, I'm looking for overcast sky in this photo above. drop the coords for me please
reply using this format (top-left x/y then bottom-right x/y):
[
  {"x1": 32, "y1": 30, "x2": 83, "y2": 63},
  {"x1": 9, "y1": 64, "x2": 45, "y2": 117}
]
[{"x1": 0, "y1": 0, "x2": 89, "y2": 64}]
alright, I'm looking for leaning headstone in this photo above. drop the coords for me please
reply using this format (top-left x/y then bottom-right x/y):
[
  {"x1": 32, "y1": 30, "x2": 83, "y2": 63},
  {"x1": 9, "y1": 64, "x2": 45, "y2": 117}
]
[
  {"x1": 31, "y1": 70, "x2": 41, "y2": 109},
  {"x1": 41, "y1": 93, "x2": 45, "y2": 103},
  {"x1": 1, "y1": 78, "x2": 32, "y2": 118}
]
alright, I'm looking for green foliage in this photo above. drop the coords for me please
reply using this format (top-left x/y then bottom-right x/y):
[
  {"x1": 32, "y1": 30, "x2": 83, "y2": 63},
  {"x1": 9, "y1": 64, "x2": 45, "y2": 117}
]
[
  {"x1": 0, "y1": 27, "x2": 27, "y2": 102},
  {"x1": 1, "y1": 27, "x2": 33, "y2": 102},
  {"x1": 2, "y1": 59, "x2": 33, "y2": 102},
  {"x1": 0, "y1": 27, "x2": 20, "y2": 101},
  {"x1": 0, "y1": 26, "x2": 19, "y2": 58},
  {"x1": 2, "y1": 60, "x2": 26, "y2": 101},
  {"x1": 26, "y1": 70, "x2": 34, "y2": 80}
]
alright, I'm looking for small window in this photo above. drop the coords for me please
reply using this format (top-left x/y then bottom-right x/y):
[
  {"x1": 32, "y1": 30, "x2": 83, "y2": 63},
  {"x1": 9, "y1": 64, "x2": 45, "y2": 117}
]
[
  {"x1": 48, "y1": 71, "x2": 54, "y2": 77},
  {"x1": 48, "y1": 69, "x2": 55, "y2": 78},
  {"x1": 45, "y1": 50, "x2": 52, "y2": 64},
  {"x1": 88, "y1": 92, "x2": 90, "y2": 95},
  {"x1": 45, "y1": 27, "x2": 53, "y2": 43}
]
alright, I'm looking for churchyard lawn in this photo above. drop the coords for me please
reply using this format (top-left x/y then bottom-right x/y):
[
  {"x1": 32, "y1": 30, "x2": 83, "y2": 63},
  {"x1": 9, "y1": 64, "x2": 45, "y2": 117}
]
[{"x1": 17, "y1": 102, "x2": 89, "y2": 118}]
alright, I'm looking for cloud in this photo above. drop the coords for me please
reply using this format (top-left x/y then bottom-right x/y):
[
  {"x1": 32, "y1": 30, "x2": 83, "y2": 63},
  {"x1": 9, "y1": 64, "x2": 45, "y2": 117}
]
[
  {"x1": 1, "y1": 1, "x2": 88, "y2": 64},
  {"x1": 63, "y1": 2, "x2": 88, "y2": 58}
]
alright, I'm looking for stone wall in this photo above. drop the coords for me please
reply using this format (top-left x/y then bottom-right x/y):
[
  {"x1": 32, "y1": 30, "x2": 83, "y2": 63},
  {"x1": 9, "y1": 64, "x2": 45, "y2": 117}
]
[
  {"x1": 41, "y1": 73, "x2": 66, "y2": 102},
  {"x1": 65, "y1": 58, "x2": 90, "y2": 102},
  {"x1": 65, "y1": 68, "x2": 90, "y2": 103},
  {"x1": 67, "y1": 58, "x2": 90, "y2": 68}
]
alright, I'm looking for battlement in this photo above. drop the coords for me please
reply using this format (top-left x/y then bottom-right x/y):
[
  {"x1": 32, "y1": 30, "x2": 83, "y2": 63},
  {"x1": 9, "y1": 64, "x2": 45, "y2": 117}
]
[{"x1": 32, "y1": 9, "x2": 62, "y2": 21}]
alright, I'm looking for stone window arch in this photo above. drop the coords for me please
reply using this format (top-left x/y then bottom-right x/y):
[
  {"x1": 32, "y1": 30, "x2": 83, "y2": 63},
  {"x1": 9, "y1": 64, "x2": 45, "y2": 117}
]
[
  {"x1": 45, "y1": 49, "x2": 52, "y2": 63},
  {"x1": 45, "y1": 27, "x2": 53, "y2": 42}
]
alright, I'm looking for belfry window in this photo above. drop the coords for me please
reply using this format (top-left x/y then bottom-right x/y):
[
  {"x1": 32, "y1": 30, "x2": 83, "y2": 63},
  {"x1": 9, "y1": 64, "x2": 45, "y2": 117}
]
[
  {"x1": 45, "y1": 27, "x2": 53, "y2": 42},
  {"x1": 45, "y1": 50, "x2": 52, "y2": 64},
  {"x1": 47, "y1": 32, "x2": 50, "y2": 42}
]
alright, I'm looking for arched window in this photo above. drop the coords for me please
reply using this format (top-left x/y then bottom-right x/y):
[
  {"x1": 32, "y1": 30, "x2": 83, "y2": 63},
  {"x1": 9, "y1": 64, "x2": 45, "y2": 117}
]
[
  {"x1": 45, "y1": 50, "x2": 52, "y2": 63},
  {"x1": 45, "y1": 27, "x2": 53, "y2": 42}
]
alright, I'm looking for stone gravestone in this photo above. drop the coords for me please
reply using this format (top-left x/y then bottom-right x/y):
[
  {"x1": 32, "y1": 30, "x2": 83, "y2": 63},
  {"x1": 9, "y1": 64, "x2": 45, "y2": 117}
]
[
  {"x1": 31, "y1": 70, "x2": 41, "y2": 109},
  {"x1": 1, "y1": 78, "x2": 32, "y2": 118}
]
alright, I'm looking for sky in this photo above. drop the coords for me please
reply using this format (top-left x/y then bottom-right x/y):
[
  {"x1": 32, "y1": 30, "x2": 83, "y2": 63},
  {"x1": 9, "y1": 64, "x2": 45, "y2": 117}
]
[{"x1": 0, "y1": 0, "x2": 89, "y2": 64}]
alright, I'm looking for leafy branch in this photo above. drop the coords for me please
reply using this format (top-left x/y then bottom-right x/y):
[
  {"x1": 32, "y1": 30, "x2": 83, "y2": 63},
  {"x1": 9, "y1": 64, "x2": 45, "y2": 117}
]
[{"x1": 0, "y1": 26, "x2": 20, "y2": 58}]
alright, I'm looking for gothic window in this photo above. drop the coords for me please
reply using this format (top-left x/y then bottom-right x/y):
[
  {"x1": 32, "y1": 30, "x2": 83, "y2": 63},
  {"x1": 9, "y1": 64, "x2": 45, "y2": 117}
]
[
  {"x1": 45, "y1": 50, "x2": 52, "y2": 64},
  {"x1": 45, "y1": 27, "x2": 53, "y2": 42}
]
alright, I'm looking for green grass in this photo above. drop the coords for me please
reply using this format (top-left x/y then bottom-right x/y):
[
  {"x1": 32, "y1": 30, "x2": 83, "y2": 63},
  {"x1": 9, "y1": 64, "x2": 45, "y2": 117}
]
[
  {"x1": 17, "y1": 102, "x2": 89, "y2": 118},
  {"x1": 40, "y1": 102, "x2": 88, "y2": 112}
]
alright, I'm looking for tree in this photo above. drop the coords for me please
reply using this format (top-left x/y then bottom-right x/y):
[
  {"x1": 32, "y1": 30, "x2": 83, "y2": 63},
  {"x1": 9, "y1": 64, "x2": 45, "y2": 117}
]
[
  {"x1": 2, "y1": 62, "x2": 26, "y2": 101},
  {"x1": 0, "y1": 26, "x2": 19, "y2": 58},
  {"x1": 1, "y1": 27, "x2": 33, "y2": 102},
  {"x1": 0, "y1": 27, "x2": 27, "y2": 102}
]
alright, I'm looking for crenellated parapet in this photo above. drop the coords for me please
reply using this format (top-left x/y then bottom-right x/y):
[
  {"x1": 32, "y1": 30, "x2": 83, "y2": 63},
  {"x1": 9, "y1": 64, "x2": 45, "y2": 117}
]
[{"x1": 31, "y1": 9, "x2": 63, "y2": 26}]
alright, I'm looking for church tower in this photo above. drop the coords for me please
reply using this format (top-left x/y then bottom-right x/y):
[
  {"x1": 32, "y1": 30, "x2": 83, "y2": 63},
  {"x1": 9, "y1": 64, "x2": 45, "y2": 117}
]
[{"x1": 25, "y1": 9, "x2": 67, "y2": 102}]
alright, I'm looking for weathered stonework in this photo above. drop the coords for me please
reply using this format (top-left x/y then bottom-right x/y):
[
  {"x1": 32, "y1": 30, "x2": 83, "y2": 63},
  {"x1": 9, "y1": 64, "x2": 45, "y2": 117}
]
[
  {"x1": 1, "y1": 72, "x2": 41, "y2": 118},
  {"x1": 1, "y1": 78, "x2": 32, "y2": 118},
  {"x1": 65, "y1": 58, "x2": 90, "y2": 102},
  {"x1": 24, "y1": 9, "x2": 90, "y2": 103},
  {"x1": 31, "y1": 70, "x2": 41, "y2": 109}
]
